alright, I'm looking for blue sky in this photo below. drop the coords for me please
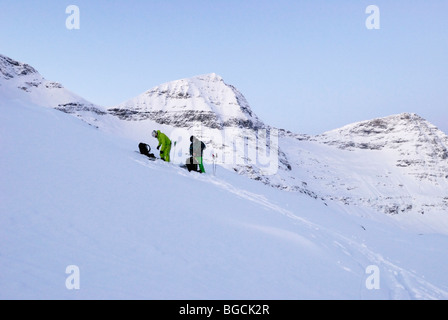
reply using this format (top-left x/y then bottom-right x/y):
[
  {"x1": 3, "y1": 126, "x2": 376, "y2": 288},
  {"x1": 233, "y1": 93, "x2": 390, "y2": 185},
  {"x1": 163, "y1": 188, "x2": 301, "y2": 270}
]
[{"x1": 1, "y1": 0, "x2": 447, "y2": 135}]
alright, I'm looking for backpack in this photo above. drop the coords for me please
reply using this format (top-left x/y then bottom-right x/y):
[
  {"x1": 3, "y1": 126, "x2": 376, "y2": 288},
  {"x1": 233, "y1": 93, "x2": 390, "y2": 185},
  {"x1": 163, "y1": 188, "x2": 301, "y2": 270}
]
[{"x1": 139, "y1": 142, "x2": 156, "y2": 159}]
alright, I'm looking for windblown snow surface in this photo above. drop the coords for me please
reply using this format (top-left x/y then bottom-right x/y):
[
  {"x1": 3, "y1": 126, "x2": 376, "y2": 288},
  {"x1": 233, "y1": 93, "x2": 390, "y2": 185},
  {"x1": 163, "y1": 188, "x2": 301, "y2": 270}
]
[{"x1": 1, "y1": 98, "x2": 448, "y2": 300}]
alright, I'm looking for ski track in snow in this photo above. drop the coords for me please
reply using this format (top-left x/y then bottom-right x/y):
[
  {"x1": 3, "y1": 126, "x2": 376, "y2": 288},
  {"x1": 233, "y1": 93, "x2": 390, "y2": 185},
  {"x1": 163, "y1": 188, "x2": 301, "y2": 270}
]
[
  {"x1": 133, "y1": 155, "x2": 448, "y2": 300},
  {"x1": 339, "y1": 236, "x2": 448, "y2": 300}
]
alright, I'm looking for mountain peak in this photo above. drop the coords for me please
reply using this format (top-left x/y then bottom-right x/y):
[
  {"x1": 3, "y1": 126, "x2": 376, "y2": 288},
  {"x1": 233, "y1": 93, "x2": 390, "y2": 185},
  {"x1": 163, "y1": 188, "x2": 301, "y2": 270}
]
[
  {"x1": 324, "y1": 113, "x2": 423, "y2": 135},
  {"x1": 109, "y1": 73, "x2": 264, "y2": 130},
  {"x1": 312, "y1": 112, "x2": 448, "y2": 191},
  {"x1": 316, "y1": 112, "x2": 448, "y2": 151}
]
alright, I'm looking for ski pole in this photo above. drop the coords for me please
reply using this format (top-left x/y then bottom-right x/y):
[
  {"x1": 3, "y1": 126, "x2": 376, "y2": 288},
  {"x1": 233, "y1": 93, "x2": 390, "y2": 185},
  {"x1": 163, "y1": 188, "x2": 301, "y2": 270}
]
[{"x1": 212, "y1": 153, "x2": 218, "y2": 176}]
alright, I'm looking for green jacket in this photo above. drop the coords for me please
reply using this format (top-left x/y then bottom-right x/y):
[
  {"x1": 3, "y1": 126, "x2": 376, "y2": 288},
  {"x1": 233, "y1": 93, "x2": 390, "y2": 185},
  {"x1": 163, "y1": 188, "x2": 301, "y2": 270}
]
[{"x1": 156, "y1": 130, "x2": 171, "y2": 150}]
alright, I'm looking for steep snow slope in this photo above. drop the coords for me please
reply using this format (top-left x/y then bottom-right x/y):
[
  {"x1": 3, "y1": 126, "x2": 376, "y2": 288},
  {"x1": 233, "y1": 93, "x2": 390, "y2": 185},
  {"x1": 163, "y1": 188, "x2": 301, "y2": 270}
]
[{"x1": 1, "y1": 98, "x2": 448, "y2": 300}]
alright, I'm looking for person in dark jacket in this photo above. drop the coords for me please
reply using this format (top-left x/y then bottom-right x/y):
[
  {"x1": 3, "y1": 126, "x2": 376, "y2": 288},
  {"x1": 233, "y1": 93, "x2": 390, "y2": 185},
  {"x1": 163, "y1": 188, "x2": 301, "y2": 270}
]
[{"x1": 187, "y1": 136, "x2": 206, "y2": 173}]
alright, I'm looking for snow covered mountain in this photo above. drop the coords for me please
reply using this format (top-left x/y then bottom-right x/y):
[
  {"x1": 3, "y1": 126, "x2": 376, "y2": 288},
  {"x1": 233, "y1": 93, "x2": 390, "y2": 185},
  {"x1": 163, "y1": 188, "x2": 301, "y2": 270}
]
[
  {"x1": 106, "y1": 73, "x2": 282, "y2": 177},
  {"x1": 2, "y1": 53, "x2": 448, "y2": 300},
  {"x1": 109, "y1": 73, "x2": 265, "y2": 130},
  {"x1": 1, "y1": 53, "x2": 448, "y2": 218},
  {"x1": 274, "y1": 113, "x2": 448, "y2": 216}
]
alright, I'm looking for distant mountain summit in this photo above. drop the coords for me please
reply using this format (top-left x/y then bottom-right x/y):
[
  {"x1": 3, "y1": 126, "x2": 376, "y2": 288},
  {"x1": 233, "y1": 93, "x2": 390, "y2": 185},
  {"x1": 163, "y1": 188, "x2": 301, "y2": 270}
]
[
  {"x1": 318, "y1": 113, "x2": 448, "y2": 154},
  {"x1": 316, "y1": 113, "x2": 448, "y2": 181},
  {"x1": 109, "y1": 73, "x2": 265, "y2": 130}
]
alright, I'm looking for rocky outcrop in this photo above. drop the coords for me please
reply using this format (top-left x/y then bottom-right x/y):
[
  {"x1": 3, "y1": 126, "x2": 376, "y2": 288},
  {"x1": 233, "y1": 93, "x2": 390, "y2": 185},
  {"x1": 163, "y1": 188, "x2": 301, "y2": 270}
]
[{"x1": 0, "y1": 54, "x2": 38, "y2": 80}]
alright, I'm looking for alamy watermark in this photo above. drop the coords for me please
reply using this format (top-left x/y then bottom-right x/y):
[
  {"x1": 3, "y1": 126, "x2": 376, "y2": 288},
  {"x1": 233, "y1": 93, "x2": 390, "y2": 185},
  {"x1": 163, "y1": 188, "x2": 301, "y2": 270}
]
[
  {"x1": 65, "y1": 5, "x2": 380, "y2": 31},
  {"x1": 365, "y1": 265, "x2": 380, "y2": 290},
  {"x1": 65, "y1": 265, "x2": 80, "y2": 290},
  {"x1": 169, "y1": 126, "x2": 279, "y2": 176},
  {"x1": 66, "y1": 5, "x2": 80, "y2": 30},
  {"x1": 365, "y1": 5, "x2": 380, "y2": 30}
]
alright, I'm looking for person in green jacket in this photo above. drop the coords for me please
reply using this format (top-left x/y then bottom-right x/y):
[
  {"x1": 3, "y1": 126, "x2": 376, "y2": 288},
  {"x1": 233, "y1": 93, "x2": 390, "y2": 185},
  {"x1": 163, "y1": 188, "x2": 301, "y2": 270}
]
[{"x1": 152, "y1": 130, "x2": 172, "y2": 162}]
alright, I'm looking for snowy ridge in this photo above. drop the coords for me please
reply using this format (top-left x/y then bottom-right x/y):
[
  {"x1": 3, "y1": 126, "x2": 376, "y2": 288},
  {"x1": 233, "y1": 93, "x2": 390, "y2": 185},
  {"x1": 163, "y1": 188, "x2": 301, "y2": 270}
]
[{"x1": 0, "y1": 54, "x2": 106, "y2": 125}]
